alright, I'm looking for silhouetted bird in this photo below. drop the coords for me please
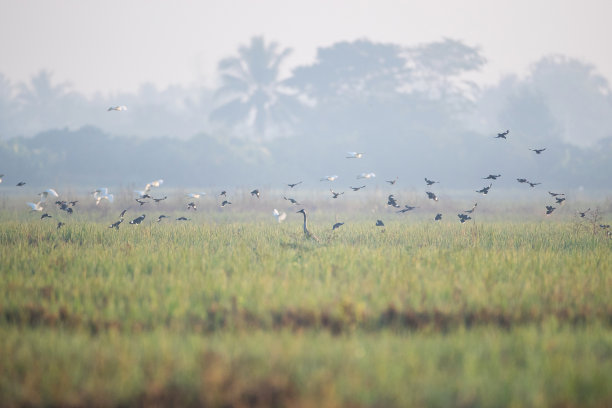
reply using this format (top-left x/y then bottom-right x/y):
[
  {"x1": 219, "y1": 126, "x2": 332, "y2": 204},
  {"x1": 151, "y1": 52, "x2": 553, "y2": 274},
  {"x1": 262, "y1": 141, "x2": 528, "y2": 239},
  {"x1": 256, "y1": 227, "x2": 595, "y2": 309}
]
[
  {"x1": 41, "y1": 213, "x2": 52, "y2": 219},
  {"x1": 458, "y1": 214, "x2": 472, "y2": 223},
  {"x1": 434, "y1": 213, "x2": 442, "y2": 221},
  {"x1": 517, "y1": 178, "x2": 528, "y2": 184},
  {"x1": 483, "y1": 174, "x2": 501, "y2": 180},
  {"x1": 119, "y1": 209, "x2": 127, "y2": 219},
  {"x1": 376, "y1": 220, "x2": 385, "y2": 227},
  {"x1": 330, "y1": 189, "x2": 344, "y2": 199},
  {"x1": 350, "y1": 185, "x2": 366, "y2": 191},
  {"x1": 220, "y1": 191, "x2": 227, "y2": 196},
  {"x1": 109, "y1": 219, "x2": 123, "y2": 229},
  {"x1": 68, "y1": 200, "x2": 78, "y2": 206},
  {"x1": 220, "y1": 200, "x2": 232, "y2": 207},
  {"x1": 251, "y1": 189, "x2": 260, "y2": 198},
  {"x1": 387, "y1": 195, "x2": 400, "y2": 208},
  {"x1": 465, "y1": 203, "x2": 478, "y2": 214},
  {"x1": 57, "y1": 222, "x2": 65, "y2": 229},
  {"x1": 577, "y1": 208, "x2": 590, "y2": 218},
  {"x1": 424, "y1": 178, "x2": 438, "y2": 186},
  {"x1": 284, "y1": 196, "x2": 300, "y2": 205},
  {"x1": 153, "y1": 196, "x2": 167, "y2": 203},
  {"x1": 288, "y1": 181, "x2": 302, "y2": 188},
  {"x1": 548, "y1": 191, "x2": 565, "y2": 197},
  {"x1": 65, "y1": 207, "x2": 73, "y2": 214},
  {"x1": 476, "y1": 184, "x2": 492, "y2": 195},
  {"x1": 135, "y1": 198, "x2": 148, "y2": 206},
  {"x1": 555, "y1": 196, "x2": 566, "y2": 204},
  {"x1": 17, "y1": 181, "x2": 26, "y2": 186},
  {"x1": 495, "y1": 130, "x2": 509, "y2": 139},
  {"x1": 156, "y1": 215, "x2": 168, "y2": 222},
  {"x1": 530, "y1": 148, "x2": 546, "y2": 154},
  {"x1": 129, "y1": 214, "x2": 146, "y2": 225},
  {"x1": 397, "y1": 205, "x2": 418, "y2": 213},
  {"x1": 296, "y1": 209, "x2": 320, "y2": 242},
  {"x1": 332, "y1": 222, "x2": 344, "y2": 230},
  {"x1": 426, "y1": 191, "x2": 438, "y2": 201},
  {"x1": 545, "y1": 206, "x2": 556, "y2": 215},
  {"x1": 187, "y1": 202, "x2": 197, "y2": 210},
  {"x1": 386, "y1": 177, "x2": 398, "y2": 185},
  {"x1": 528, "y1": 182, "x2": 541, "y2": 188},
  {"x1": 176, "y1": 217, "x2": 190, "y2": 221}
]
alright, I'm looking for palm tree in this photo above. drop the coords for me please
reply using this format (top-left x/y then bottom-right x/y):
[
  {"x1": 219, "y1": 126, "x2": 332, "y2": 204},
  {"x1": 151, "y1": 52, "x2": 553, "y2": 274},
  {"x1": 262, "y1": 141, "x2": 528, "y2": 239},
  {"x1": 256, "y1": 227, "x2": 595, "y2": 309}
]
[{"x1": 210, "y1": 36, "x2": 300, "y2": 141}]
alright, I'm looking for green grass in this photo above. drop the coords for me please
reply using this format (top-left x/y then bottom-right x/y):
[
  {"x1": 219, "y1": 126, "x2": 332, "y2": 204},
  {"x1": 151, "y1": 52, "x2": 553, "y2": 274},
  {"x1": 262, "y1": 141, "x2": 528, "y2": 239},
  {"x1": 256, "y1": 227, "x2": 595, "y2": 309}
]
[{"x1": 1, "y1": 217, "x2": 611, "y2": 407}]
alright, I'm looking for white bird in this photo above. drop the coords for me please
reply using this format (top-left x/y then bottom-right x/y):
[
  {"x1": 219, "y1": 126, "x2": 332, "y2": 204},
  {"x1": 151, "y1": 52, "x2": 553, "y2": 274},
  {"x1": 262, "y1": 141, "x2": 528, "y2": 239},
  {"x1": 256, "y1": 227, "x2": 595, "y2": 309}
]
[
  {"x1": 357, "y1": 172, "x2": 376, "y2": 179},
  {"x1": 320, "y1": 175, "x2": 339, "y2": 182},
  {"x1": 273, "y1": 208, "x2": 287, "y2": 223},
  {"x1": 26, "y1": 201, "x2": 44, "y2": 211},
  {"x1": 145, "y1": 179, "x2": 164, "y2": 192},
  {"x1": 107, "y1": 105, "x2": 127, "y2": 111},
  {"x1": 38, "y1": 189, "x2": 59, "y2": 202},
  {"x1": 186, "y1": 192, "x2": 206, "y2": 199},
  {"x1": 93, "y1": 188, "x2": 114, "y2": 205},
  {"x1": 346, "y1": 152, "x2": 364, "y2": 159}
]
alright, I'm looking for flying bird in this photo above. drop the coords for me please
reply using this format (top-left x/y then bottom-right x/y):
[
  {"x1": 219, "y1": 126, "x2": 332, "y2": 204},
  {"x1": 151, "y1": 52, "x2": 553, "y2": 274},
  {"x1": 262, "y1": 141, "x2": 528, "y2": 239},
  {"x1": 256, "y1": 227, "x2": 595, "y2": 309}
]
[
  {"x1": 545, "y1": 205, "x2": 556, "y2": 215},
  {"x1": 93, "y1": 188, "x2": 114, "y2": 205},
  {"x1": 387, "y1": 195, "x2": 400, "y2": 208},
  {"x1": 153, "y1": 196, "x2": 167, "y2": 203},
  {"x1": 39, "y1": 189, "x2": 59, "y2": 202},
  {"x1": 135, "y1": 198, "x2": 148, "y2": 206},
  {"x1": 386, "y1": 177, "x2": 398, "y2": 185},
  {"x1": 187, "y1": 202, "x2": 197, "y2": 210},
  {"x1": 330, "y1": 189, "x2": 344, "y2": 199},
  {"x1": 157, "y1": 215, "x2": 168, "y2": 222},
  {"x1": 528, "y1": 182, "x2": 541, "y2": 188},
  {"x1": 350, "y1": 185, "x2": 366, "y2": 191},
  {"x1": 530, "y1": 148, "x2": 546, "y2": 154},
  {"x1": 273, "y1": 208, "x2": 287, "y2": 223},
  {"x1": 555, "y1": 196, "x2": 566, "y2": 205},
  {"x1": 516, "y1": 178, "x2": 528, "y2": 184},
  {"x1": 186, "y1": 192, "x2": 206, "y2": 199},
  {"x1": 426, "y1": 191, "x2": 438, "y2": 201},
  {"x1": 26, "y1": 201, "x2": 44, "y2": 212},
  {"x1": 577, "y1": 208, "x2": 590, "y2": 218},
  {"x1": 284, "y1": 196, "x2": 300, "y2": 205},
  {"x1": 250, "y1": 189, "x2": 260, "y2": 198},
  {"x1": 434, "y1": 213, "x2": 442, "y2": 221},
  {"x1": 357, "y1": 172, "x2": 376, "y2": 179},
  {"x1": 397, "y1": 205, "x2": 418, "y2": 213},
  {"x1": 346, "y1": 152, "x2": 364, "y2": 159},
  {"x1": 424, "y1": 178, "x2": 439, "y2": 186},
  {"x1": 119, "y1": 209, "x2": 128, "y2": 219},
  {"x1": 129, "y1": 214, "x2": 146, "y2": 225},
  {"x1": 321, "y1": 175, "x2": 338, "y2": 182},
  {"x1": 17, "y1": 181, "x2": 26, "y2": 186},
  {"x1": 220, "y1": 200, "x2": 232, "y2": 207},
  {"x1": 464, "y1": 203, "x2": 478, "y2": 214},
  {"x1": 287, "y1": 181, "x2": 303, "y2": 188},
  {"x1": 476, "y1": 184, "x2": 492, "y2": 195},
  {"x1": 57, "y1": 222, "x2": 65, "y2": 229},
  {"x1": 109, "y1": 219, "x2": 124, "y2": 229},
  {"x1": 40, "y1": 213, "x2": 52, "y2": 220},
  {"x1": 176, "y1": 217, "x2": 190, "y2": 221},
  {"x1": 376, "y1": 220, "x2": 385, "y2": 227},
  {"x1": 332, "y1": 222, "x2": 344, "y2": 230},
  {"x1": 220, "y1": 191, "x2": 227, "y2": 197},
  {"x1": 495, "y1": 130, "x2": 509, "y2": 139},
  {"x1": 107, "y1": 105, "x2": 127, "y2": 111},
  {"x1": 458, "y1": 214, "x2": 472, "y2": 223},
  {"x1": 145, "y1": 179, "x2": 163, "y2": 192},
  {"x1": 548, "y1": 191, "x2": 565, "y2": 197},
  {"x1": 483, "y1": 174, "x2": 501, "y2": 180}
]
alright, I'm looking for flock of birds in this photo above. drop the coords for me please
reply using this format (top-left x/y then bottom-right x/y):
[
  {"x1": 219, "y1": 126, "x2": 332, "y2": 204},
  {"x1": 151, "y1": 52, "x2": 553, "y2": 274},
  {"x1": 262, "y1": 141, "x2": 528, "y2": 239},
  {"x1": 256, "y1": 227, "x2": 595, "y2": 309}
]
[{"x1": 1, "y1": 119, "x2": 609, "y2": 240}]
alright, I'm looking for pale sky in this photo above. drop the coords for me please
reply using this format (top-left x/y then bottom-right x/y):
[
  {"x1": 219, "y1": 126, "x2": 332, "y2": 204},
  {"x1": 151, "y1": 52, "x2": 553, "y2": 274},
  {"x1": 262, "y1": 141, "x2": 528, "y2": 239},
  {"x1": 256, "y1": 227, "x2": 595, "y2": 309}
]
[{"x1": 1, "y1": 0, "x2": 611, "y2": 96}]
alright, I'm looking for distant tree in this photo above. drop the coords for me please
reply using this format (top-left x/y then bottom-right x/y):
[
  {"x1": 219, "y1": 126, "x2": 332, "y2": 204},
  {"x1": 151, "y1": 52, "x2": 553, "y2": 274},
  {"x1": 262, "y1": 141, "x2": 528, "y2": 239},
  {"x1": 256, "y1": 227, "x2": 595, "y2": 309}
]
[{"x1": 210, "y1": 36, "x2": 301, "y2": 141}]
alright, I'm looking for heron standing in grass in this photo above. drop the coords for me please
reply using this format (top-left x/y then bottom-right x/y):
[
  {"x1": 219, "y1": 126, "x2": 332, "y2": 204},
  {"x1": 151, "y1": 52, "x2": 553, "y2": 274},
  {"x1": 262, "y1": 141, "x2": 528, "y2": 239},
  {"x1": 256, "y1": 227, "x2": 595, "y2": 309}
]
[{"x1": 296, "y1": 209, "x2": 319, "y2": 242}]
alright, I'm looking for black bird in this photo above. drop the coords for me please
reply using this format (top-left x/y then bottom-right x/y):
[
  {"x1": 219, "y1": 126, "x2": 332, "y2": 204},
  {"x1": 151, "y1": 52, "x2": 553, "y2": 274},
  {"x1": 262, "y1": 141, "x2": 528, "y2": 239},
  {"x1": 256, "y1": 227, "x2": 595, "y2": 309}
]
[
  {"x1": 424, "y1": 178, "x2": 438, "y2": 186},
  {"x1": 119, "y1": 209, "x2": 128, "y2": 219},
  {"x1": 465, "y1": 203, "x2": 478, "y2": 214},
  {"x1": 16, "y1": 181, "x2": 26, "y2": 186},
  {"x1": 220, "y1": 200, "x2": 232, "y2": 207},
  {"x1": 545, "y1": 205, "x2": 556, "y2": 215},
  {"x1": 426, "y1": 191, "x2": 438, "y2": 201},
  {"x1": 332, "y1": 222, "x2": 344, "y2": 230},
  {"x1": 517, "y1": 178, "x2": 528, "y2": 184},
  {"x1": 330, "y1": 189, "x2": 344, "y2": 199},
  {"x1": 68, "y1": 200, "x2": 78, "y2": 206},
  {"x1": 57, "y1": 222, "x2": 65, "y2": 229},
  {"x1": 376, "y1": 220, "x2": 385, "y2": 227},
  {"x1": 129, "y1": 214, "x2": 146, "y2": 225},
  {"x1": 251, "y1": 189, "x2": 260, "y2": 198},
  {"x1": 495, "y1": 129, "x2": 509, "y2": 139},
  {"x1": 109, "y1": 219, "x2": 124, "y2": 229},
  {"x1": 476, "y1": 184, "x2": 492, "y2": 195},
  {"x1": 434, "y1": 213, "x2": 442, "y2": 221},
  {"x1": 153, "y1": 196, "x2": 167, "y2": 203},
  {"x1": 600, "y1": 224, "x2": 610, "y2": 229},
  {"x1": 397, "y1": 205, "x2": 418, "y2": 213},
  {"x1": 548, "y1": 191, "x2": 565, "y2": 197},
  {"x1": 555, "y1": 196, "x2": 566, "y2": 204},
  {"x1": 41, "y1": 213, "x2": 52, "y2": 219},
  {"x1": 350, "y1": 185, "x2": 366, "y2": 191},
  {"x1": 157, "y1": 215, "x2": 168, "y2": 222},
  {"x1": 187, "y1": 202, "x2": 197, "y2": 210},
  {"x1": 458, "y1": 213, "x2": 472, "y2": 223},
  {"x1": 284, "y1": 196, "x2": 300, "y2": 205},
  {"x1": 220, "y1": 191, "x2": 227, "y2": 196},
  {"x1": 176, "y1": 217, "x2": 190, "y2": 221},
  {"x1": 483, "y1": 174, "x2": 501, "y2": 180},
  {"x1": 65, "y1": 207, "x2": 73, "y2": 214},
  {"x1": 135, "y1": 198, "x2": 148, "y2": 206},
  {"x1": 528, "y1": 182, "x2": 541, "y2": 188},
  {"x1": 530, "y1": 148, "x2": 546, "y2": 154},
  {"x1": 577, "y1": 208, "x2": 590, "y2": 218},
  {"x1": 287, "y1": 182, "x2": 302, "y2": 188},
  {"x1": 386, "y1": 177, "x2": 398, "y2": 185},
  {"x1": 387, "y1": 195, "x2": 400, "y2": 208}
]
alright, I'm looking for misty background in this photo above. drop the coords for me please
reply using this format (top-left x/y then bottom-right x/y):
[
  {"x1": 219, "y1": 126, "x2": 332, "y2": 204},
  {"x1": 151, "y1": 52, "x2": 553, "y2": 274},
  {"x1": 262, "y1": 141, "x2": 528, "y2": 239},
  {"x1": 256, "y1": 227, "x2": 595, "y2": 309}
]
[{"x1": 0, "y1": 35, "x2": 611, "y2": 192}]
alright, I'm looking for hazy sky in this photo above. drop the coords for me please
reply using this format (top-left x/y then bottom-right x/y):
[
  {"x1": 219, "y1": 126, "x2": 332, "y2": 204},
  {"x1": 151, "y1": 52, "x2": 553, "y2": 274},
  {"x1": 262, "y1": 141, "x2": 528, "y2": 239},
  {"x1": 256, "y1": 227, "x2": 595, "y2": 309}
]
[{"x1": 1, "y1": 0, "x2": 611, "y2": 96}]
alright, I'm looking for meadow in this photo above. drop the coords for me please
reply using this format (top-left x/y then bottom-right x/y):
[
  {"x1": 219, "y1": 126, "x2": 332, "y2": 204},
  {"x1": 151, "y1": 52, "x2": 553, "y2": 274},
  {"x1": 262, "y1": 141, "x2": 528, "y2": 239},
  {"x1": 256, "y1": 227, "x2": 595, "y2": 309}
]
[{"x1": 0, "y1": 201, "x2": 611, "y2": 407}]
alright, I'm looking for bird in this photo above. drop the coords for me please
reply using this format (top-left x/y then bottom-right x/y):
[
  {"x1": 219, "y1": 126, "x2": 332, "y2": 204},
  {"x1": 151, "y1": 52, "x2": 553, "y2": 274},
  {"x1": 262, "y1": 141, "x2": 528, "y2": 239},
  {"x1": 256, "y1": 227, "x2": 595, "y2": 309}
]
[
  {"x1": 109, "y1": 219, "x2": 124, "y2": 229},
  {"x1": 153, "y1": 196, "x2": 167, "y2": 203},
  {"x1": 26, "y1": 201, "x2": 44, "y2": 212},
  {"x1": 464, "y1": 203, "x2": 478, "y2": 214},
  {"x1": 107, "y1": 105, "x2": 127, "y2": 111},
  {"x1": 135, "y1": 198, "x2": 148, "y2": 206},
  {"x1": 250, "y1": 189, "x2": 260, "y2": 198},
  {"x1": 296, "y1": 209, "x2": 320, "y2": 242},
  {"x1": 397, "y1": 205, "x2": 418, "y2": 213},
  {"x1": 134, "y1": 191, "x2": 151, "y2": 199},
  {"x1": 387, "y1": 195, "x2": 400, "y2": 208},
  {"x1": 330, "y1": 189, "x2": 344, "y2": 199},
  {"x1": 129, "y1": 214, "x2": 146, "y2": 225},
  {"x1": 176, "y1": 217, "x2": 190, "y2": 221},
  {"x1": 220, "y1": 200, "x2": 232, "y2": 207},
  {"x1": 187, "y1": 202, "x2": 197, "y2": 210},
  {"x1": 39, "y1": 189, "x2": 59, "y2": 202},
  {"x1": 186, "y1": 192, "x2": 206, "y2": 199},
  {"x1": 284, "y1": 196, "x2": 300, "y2": 205},
  {"x1": 119, "y1": 209, "x2": 128, "y2": 219},
  {"x1": 157, "y1": 215, "x2": 168, "y2": 222},
  {"x1": 483, "y1": 174, "x2": 501, "y2": 180},
  {"x1": 545, "y1": 205, "x2": 556, "y2": 215},
  {"x1": 357, "y1": 172, "x2": 376, "y2": 179},
  {"x1": 144, "y1": 179, "x2": 163, "y2": 192},
  {"x1": 426, "y1": 192, "x2": 438, "y2": 201},
  {"x1": 528, "y1": 182, "x2": 541, "y2": 188},
  {"x1": 530, "y1": 148, "x2": 546, "y2": 154},
  {"x1": 434, "y1": 213, "x2": 443, "y2": 221},
  {"x1": 424, "y1": 178, "x2": 439, "y2": 186},
  {"x1": 68, "y1": 200, "x2": 78, "y2": 206},
  {"x1": 376, "y1": 220, "x2": 385, "y2": 227},
  {"x1": 273, "y1": 209, "x2": 287, "y2": 223},
  {"x1": 321, "y1": 175, "x2": 338, "y2": 182},
  {"x1": 555, "y1": 196, "x2": 566, "y2": 205},
  {"x1": 332, "y1": 222, "x2": 344, "y2": 230},
  {"x1": 516, "y1": 178, "x2": 528, "y2": 184},
  {"x1": 600, "y1": 224, "x2": 610, "y2": 229},
  {"x1": 220, "y1": 191, "x2": 227, "y2": 197},
  {"x1": 346, "y1": 152, "x2": 364, "y2": 159},
  {"x1": 287, "y1": 181, "x2": 302, "y2": 188},
  {"x1": 40, "y1": 213, "x2": 52, "y2": 220},
  {"x1": 577, "y1": 208, "x2": 590, "y2": 218},
  {"x1": 386, "y1": 177, "x2": 398, "y2": 185},
  {"x1": 17, "y1": 181, "x2": 26, "y2": 186},
  {"x1": 548, "y1": 191, "x2": 565, "y2": 197},
  {"x1": 93, "y1": 188, "x2": 114, "y2": 205},
  {"x1": 495, "y1": 130, "x2": 509, "y2": 139},
  {"x1": 476, "y1": 184, "x2": 492, "y2": 195},
  {"x1": 458, "y1": 214, "x2": 472, "y2": 223},
  {"x1": 57, "y1": 222, "x2": 65, "y2": 229},
  {"x1": 350, "y1": 186, "x2": 366, "y2": 191}
]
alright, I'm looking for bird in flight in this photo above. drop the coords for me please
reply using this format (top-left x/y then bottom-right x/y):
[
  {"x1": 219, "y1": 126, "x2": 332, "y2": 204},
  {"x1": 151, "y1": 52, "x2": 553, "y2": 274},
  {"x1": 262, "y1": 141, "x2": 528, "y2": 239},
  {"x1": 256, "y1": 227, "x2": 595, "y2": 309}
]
[
  {"x1": 530, "y1": 148, "x2": 546, "y2": 154},
  {"x1": 555, "y1": 196, "x2": 566, "y2": 205},
  {"x1": 397, "y1": 205, "x2": 418, "y2": 213},
  {"x1": 176, "y1": 217, "x2": 190, "y2": 221},
  {"x1": 321, "y1": 175, "x2": 338, "y2": 182},
  {"x1": 516, "y1": 178, "x2": 528, "y2": 184},
  {"x1": 186, "y1": 202, "x2": 197, "y2": 210},
  {"x1": 284, "y1": 196, "x2": 300, "y2": 205},
  {"x1": 376, "y1": 220, "x2": 385, "y2": 227},
  {"x1": 458, "y1": 213, "x2": 472, "y2": 223},
  {"x1": 386, "y1": 177, "x2": 398, "y2": 185},
  {"x1": 528, "y1": 182, "x2": 541, "y2": 188},
  {"x1": 476, "y1": 184, "x2": 492, "y2": 195},
  {"x1": 17, "y1": 181, "x2": 26, "y2": 186},
  {"x1": 330, "y1": 189, "x2": 344, "y2": 199},
  {"x1": 108, "y1": 105, "x2": 127, "y2": 111},
  {"x1": 545, "y1": 205, "x2": 556, "y2": 215},
  {"x1": 387, "y1": 195, "x2": 400, "y2": 208},
  {"x1": 157, "y1": 215, "x2": 169, "y2": 222},
  {"x1": 424, "y1": 178, "x2": 438, "y2": 186},
  {"x1": 426, "y1": 191, "x2": 438, "y2": 201},
  {"x1": 153, "y1": 196, "x2": 167, "y2": 203},
  {"x1": 57, "y1": 222, "x2": 65, "y2": 229},
  {"x1": 109, "y1": 219, "x2": 124, "y2": 229},
  {"x1": 40, "y1": 213, "x2": 52, "y2": 220},
  {"x1": 495, "y1": 130, "x2": 509, "y2": 139},
  {"x1": 357, "y1": 172, "x2": 376, "y2": 179},
  {"x1": 332, "y1": 222, "x2": 344, "y2": 230},
  {"x1": 350, "y1": 186, "x2": 366, "y2": 191},
  {"x1": 26, "y1": 201, "x2": 44, "y2": 212},
  {"x1": 464, "y1": 203, "x2": 478, "y2": 214},
  {"x1": 129, "y1": 214, "x2": 146, "y2": 225},
  {"x1": 434, "y1": 213, "x2": 442, "y2": 221},
  {"x1": 548, "y1": 191, "x2": 565, "y2": 197},
  {"x1": 135, "y1": 198, "x2": 148, "y2": 206},
  {"x1": 346, "y1": 152, "x2": 364, "y2": 159},
  {"x1": 483, "y1": 174, "x2": 501, "y2": 180},
  {"x1": 250, "y1": 189, "x2": 260, "y2": 198},
  {"x1": 577, "y1": 208, "x2": 590, "y2": 218},
  {"x1": 273, "y1": 209, "x2": 286, "y2": 223},
  {"x1": 186, "y1": 192, "x2": 206, "y2": 199},
  {"x1": 220, "y1": 200, "x2": 232, "y2": 207},
  {"x1": 287, "y1": 181, "x2": 302, "y2": 188}
]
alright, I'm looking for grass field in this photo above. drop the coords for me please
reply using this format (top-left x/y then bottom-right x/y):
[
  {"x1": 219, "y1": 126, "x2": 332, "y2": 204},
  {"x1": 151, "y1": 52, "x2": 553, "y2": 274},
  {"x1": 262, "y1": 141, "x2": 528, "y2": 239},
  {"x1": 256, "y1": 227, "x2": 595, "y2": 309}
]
[{"x1": 1, "y1": 206, "x2": 611, "y2": 407}]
